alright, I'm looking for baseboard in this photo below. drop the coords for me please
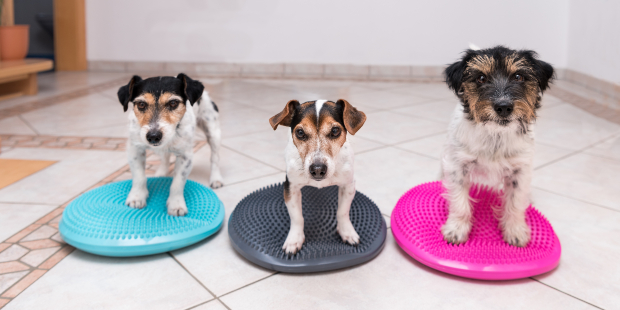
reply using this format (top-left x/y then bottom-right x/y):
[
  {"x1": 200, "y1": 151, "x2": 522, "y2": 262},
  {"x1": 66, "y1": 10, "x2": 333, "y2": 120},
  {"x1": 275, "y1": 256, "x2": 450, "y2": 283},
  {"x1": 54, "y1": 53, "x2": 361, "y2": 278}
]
[
  {"x1": 88, "y1": 61, "x2": 445, "y2": 82},
  {"x1": 88, "y1": 60, "x2": 620, "y2": 111},
  {"x1": 561, "y1": 69, "x2": 620, "y2": 101}
]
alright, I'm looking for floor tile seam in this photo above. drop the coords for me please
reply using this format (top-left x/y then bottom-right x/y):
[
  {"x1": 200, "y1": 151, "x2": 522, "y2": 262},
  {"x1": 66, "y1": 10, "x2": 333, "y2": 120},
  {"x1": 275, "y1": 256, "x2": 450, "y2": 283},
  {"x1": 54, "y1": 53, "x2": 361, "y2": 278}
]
[
  {"x1": 0, "y1": 245, "x2": 73, "y2": 299},
  {"x1": 355, "y1": 131, "x2": 448, "y2": 158},
  {"x1": 221, "y1": 128, "x2": 274, "y2": 140},
  {"x1": 216, "y1": 272, "x2": 280, "y2": 300},
  {"x1": 530, "y1": 278, "x2": 604, "y2": 310},
  {"x1": 576, "y1": 133, "x2": 620, "y2": 164},
  {"x1": 532, "y1": 186, "x2": 620, "y2": 214},
  {"x1": 390, "y1": 145, "x2": 441, "y2": 161},
  {"x1": 167, "y1": 252, "x2": 231, "y2": 310},
  {"x1": 381, "y1": 109, "x2": 451, "y2": 125},
  {"x1": 0, "y1": 268, "x2": 46, "y2": 298},
  {"x1": 533, "y1": 133, "x2": 619, "y2": 171},
  {"x1": 534, "y1": 140, "x2": 575, "y2": 152},
  {"x1": 386, "y1": 130, "x2": 448, "y2": 149},
  {"x1": 185, "y1": 299, "x2": 222, "y2": 310},
  {"x1": 219, "y1": 145, "x2": 285, "y2": 172},
  {"x1": 354, "y1": 145, "x2": 391, "y2": 155},
  {"x1": 353, "y1": 98, "x2": 444, "y2": 116},
  {"x1": 221, "y1": 171, "x2": 284, "y2": 188},
  {"x1": 16, "y1": 115, "x2": 40, "y2": 136},
  {"x1": 0, "y1": 142, "x2": 188, "y2": 307},
  {"x1": 0, "y1": 76, "x2": 132, "y2": 121}
]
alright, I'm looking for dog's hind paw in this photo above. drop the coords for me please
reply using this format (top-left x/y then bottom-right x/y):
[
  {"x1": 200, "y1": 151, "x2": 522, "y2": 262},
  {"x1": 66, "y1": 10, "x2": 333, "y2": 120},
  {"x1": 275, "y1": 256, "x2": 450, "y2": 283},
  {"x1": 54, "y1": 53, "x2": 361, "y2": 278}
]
[
  {"x1": 441, "y1": 217, "x2": 472, "y2": 245},
  {"x1": 210, "y1": 180, "x2": 224, "y2": 189},
  {"x1": 126, "y1": 188, "x2": 148, "y2": 209},
  {"x1": 167, "y1": 196, "x2": 188, "y2": 216},
  {"x1": 337, "y1": 221, "x2": 360, "y2": 245},
  {"x1": 502, "y1": 220, "x2": 531, "y2": 247},
  {"x1": 282, "y1": 231, "x2": 305, "y2": 255}
]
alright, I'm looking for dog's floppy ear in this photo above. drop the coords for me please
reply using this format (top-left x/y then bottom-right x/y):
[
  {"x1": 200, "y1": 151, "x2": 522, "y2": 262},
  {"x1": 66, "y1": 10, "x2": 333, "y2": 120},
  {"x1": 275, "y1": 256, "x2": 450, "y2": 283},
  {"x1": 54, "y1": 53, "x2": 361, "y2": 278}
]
[
  {"x1": 444, "y1": 60, "x2": 466, "y2": 95},
  {"x1": 534, "y1": 59, "x2": 554, "y2": 93},
  {"x1": 177, "y1": 73, "x2": 204, "y2": 106},
  {"x1": 519, "y1": 50, "x2": 555, "y2": 93},
  {"x1": 445, "y1": 49, "x2": 478, "y2": 96},
  {"x1": 117, "y1": 75, "x2": 142, "y2": 112},
  {"x1": 269, "y1": 100, "x2": 299, "y2": 130},
  {"x1": 336, "y1": 99, "x2": 366, "y2": 135}
]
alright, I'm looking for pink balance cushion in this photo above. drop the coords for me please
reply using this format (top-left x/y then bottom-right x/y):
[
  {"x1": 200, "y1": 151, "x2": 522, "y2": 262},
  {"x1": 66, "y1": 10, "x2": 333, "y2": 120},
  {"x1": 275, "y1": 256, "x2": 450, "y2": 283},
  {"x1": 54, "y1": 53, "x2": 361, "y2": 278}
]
[{"x1": 391, "y1": 181, "x2": 561, "y2": 280}]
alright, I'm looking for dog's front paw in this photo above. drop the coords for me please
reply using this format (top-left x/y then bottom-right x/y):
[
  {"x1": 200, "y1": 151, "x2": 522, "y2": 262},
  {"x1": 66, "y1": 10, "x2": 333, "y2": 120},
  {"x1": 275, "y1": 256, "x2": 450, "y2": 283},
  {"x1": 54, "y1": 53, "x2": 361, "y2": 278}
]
[
  {"x1": 210, "y1": 180, "x2": 224, "y2": 189},
  {"x1": 441, "y1": 217, "x2": 472, "y2": 245},
  {"x1": 167, "y1": 195, "x2": 188, "y2": 216},
  {"x1": 126, "y1": 187, "x2": 148, "y2": 209},
  {"x1": 282, "y1": 230, "x2": 305, "y2": 255},
  {"x1": 502, "y1": 220, "x2": 531, "y2": 247},
  {"x1": 337, "y1": 220, "x2": 360, "y2": 245}
]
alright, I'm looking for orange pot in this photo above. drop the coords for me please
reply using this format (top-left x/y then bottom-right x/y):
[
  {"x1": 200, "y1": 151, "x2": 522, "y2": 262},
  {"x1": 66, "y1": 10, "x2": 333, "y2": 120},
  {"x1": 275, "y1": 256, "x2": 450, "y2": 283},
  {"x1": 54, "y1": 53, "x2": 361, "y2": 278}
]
[{"x1": 0, "y1": 25, "x2": 30, "y2": 61}]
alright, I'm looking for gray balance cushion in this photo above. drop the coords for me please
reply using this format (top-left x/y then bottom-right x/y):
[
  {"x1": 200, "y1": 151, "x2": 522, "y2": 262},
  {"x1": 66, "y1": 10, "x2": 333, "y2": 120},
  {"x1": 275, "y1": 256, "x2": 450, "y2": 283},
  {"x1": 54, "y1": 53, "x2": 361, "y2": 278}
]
[{"x1": 229, "y1": 183, "x2": 387, "y2": 273}]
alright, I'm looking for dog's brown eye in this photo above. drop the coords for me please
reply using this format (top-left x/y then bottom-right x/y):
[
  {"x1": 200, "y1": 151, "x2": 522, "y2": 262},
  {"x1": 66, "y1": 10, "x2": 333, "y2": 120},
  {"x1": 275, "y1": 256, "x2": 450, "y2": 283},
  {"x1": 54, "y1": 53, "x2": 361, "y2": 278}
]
[
  {"x1": 295, "y1": 128, "x2": 306, "y2": 140},
  {"x1": 477, "y1": 75, "x2": 486, "y2": 84},
  {"x1": 168, "y1": 100, "x2": 179, "y2": 110},
  {"x1": 514, "y1": 74, "x2": 523, "y2": 82},
  {"x1": 136, "y1": 101, "x2": 147, "y2": 111},
  {"x1": 330, "y1": 127, "x2": 341, "y2": 138}
]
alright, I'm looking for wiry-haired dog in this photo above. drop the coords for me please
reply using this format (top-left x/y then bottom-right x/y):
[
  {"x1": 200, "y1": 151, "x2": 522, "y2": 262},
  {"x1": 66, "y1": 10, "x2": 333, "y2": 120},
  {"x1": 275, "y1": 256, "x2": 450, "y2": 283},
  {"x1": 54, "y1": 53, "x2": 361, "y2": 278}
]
[
  {"x1": 117, "y1": 74, "x2": 223, "y2": 216},
  {"x1": 270, "y1": 99, "x2": 366, "y2": 254},
  {"x1": 441, "y1": 46, "x2": 554, "y2": 247}
]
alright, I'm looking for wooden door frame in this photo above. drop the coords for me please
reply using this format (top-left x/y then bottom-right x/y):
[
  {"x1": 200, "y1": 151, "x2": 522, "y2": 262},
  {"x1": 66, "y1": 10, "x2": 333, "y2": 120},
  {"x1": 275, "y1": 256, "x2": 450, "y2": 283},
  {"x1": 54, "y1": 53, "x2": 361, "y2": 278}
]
[{"x1": 54, "y1": 0, "x2": 87, "y2": 71}]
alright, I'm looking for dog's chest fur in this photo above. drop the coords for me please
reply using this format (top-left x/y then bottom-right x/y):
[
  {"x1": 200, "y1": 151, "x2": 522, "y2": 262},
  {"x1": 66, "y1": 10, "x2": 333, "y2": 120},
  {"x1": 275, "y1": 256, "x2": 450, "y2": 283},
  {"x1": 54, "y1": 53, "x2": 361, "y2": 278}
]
[{"x1": 445, "y1": 105, "x2": 535, "y2": 186}]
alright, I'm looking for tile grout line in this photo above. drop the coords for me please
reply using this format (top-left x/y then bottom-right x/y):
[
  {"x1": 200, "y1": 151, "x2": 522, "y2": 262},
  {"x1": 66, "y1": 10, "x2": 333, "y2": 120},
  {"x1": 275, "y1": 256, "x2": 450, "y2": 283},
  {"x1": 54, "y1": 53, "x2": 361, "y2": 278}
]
[
  {"x1": 184, "y1": 299, "x2": 216, "y2": 310},
  {"x1": 533, "y1": 133, "x2": 619, "y2": 171},
  {"x1": 17, "y1": 115, "x2": 40, "y2": 136},
  {"x1": 532, "y1": 186, "x2": 620, "y2": 214},
  {"x1": 530, "y1": 278, "x2": 604, "y2": 310},
  {"x1": 0, "y1": 139, "x2": 208, "y2": 308},
  {"x1": 222, "y1": 171, "x2": 284, "y2": 188},
  {"x1": 220, "y1": 144, "x2": 285, "y2": 172},
  {"x1": 167, "y1": 252, "x2": 232, "y2": 310},
  {"x1": 216, "y1": 272, "x2": 280, "y2": 300}
]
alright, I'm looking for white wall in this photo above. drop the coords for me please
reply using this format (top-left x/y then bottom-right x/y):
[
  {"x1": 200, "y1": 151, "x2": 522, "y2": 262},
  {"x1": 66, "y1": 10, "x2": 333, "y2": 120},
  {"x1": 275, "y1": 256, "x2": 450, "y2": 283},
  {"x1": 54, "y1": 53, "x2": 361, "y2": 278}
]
[
  {"x1": 567, "y1": 0, "x2": 620, "y2": 85},
  {"x1": 86, "y1": 0, "x2": 569, "y2": 67}
]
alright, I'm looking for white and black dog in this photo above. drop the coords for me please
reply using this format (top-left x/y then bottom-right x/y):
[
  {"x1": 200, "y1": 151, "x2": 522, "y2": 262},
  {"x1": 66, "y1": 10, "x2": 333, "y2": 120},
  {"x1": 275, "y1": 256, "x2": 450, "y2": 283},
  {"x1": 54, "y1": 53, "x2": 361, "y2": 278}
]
[
  {"x1": 117, "y1": 74, "x2": 223, "y2": 216},
  {"x1": 441, "y1": 46, "x2": 554, "y2": 247},
  {"x1": 269, "y1": 99, "x2": 366, "y2": 254}
]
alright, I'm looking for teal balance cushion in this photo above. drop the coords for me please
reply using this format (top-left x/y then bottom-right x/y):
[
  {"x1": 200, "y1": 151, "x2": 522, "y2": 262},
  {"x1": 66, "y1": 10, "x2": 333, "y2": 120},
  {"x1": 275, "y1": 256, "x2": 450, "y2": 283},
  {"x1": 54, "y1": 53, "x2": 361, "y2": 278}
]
[{"x1": 60, "y1": 177, "x2": 224, "y2": 257}]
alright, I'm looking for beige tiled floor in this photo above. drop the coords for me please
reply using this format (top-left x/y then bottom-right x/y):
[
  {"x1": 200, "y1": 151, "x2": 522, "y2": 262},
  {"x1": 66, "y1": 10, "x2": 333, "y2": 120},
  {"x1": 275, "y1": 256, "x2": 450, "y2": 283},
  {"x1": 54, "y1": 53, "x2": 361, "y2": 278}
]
[{"x1": 1, "y1": 72, "x2": 619, "y2": 309}]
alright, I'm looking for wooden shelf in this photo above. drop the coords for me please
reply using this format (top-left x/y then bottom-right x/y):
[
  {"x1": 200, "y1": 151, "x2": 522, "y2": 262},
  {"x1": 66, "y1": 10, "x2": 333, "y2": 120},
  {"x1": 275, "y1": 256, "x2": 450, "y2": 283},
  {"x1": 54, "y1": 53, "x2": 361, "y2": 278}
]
[{"x1": 0, "y1": 58, "x2": 54, "y2": 100}]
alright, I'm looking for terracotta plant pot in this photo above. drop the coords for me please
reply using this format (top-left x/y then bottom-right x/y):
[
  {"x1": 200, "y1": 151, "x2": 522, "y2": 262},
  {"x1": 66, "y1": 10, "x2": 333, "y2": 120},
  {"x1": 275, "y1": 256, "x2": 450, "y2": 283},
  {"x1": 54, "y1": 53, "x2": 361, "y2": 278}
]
[{"x1": 0, "y1": 25, "x2": 30, "y2": 60}]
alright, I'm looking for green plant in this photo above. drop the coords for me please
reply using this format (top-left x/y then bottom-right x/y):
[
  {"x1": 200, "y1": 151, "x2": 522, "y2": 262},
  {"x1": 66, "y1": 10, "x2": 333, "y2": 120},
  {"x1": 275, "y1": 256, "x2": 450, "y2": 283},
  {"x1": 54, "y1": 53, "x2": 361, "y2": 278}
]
[{"x1": 0, "y1": 0, "x2": 4, "y2": 26}]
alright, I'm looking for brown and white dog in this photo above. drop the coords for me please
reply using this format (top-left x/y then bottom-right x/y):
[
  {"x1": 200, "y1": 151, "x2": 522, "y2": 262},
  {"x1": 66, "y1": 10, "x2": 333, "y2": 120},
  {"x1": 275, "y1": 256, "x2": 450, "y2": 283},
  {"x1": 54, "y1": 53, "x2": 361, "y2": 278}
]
[
  {"x1": 117, "y1": 74, "x2": 223, "y2": 216},
  {"x1": 269, "y1": 99, "x2": 366, "y2": 254},
  {"x1": 441, "y1": 46, "x2": 554, "y2": 246}
]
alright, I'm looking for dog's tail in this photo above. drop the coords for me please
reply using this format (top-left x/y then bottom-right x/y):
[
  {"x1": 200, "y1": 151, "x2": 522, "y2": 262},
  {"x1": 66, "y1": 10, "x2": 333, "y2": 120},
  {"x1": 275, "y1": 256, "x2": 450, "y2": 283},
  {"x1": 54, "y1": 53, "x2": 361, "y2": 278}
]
[{"x1": 197, "y1": 91, "x2": 219, "y2": 115}]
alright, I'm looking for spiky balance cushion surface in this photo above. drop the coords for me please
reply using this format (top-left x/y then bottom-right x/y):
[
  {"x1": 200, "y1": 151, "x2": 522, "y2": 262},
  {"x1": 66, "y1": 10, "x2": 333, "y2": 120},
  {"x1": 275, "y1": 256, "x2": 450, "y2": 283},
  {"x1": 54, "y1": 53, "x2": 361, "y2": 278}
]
[
  {"x1": 59, "y1": 177, "x2": 224, "y2": 257},
  {"x1": 391, "y1": 181, "x2": 561, "y2": 280},
  {"x1": 228, "y1": 183, "x2": 387, "y2": 273}
]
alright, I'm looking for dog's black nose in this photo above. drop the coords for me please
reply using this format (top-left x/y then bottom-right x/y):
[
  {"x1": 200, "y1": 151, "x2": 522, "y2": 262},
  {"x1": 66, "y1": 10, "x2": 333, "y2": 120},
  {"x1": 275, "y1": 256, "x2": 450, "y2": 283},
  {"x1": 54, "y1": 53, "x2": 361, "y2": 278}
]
[
  {"x1": 146, "y1": 131, "x2": 163, "y2": 144},
  {"x1": 309, "y1": 163, "x2": 327, "y2": 180},
  {"x1": 493, "y1": 100, "x2": 514, "y2": 117}
]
